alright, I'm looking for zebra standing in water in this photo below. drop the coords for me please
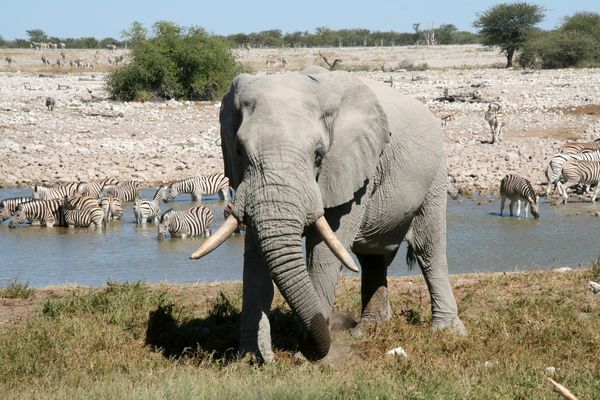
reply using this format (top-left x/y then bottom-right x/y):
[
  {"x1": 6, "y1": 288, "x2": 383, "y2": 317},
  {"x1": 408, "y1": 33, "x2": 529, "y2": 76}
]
[
  {"x1": 500, "y1": 174, "x2": 540, "y2": 219},
  {"x1": 101, "y1": 180, "x2": 141, "y2": 202},
  {"x1": 164, "y1": 173, "x2": 232, "y2": 202},
  {"x1": 77, "y1": 178, "x2": 120, "y2": 198},
  {"x1": 0, "y1": 197, "x2": 33, "y2": 221},
  {"x1": 560, "y1": 139, "x2": 600, "y2": 154},
  {"x1": 544, "y1": 150, "x2": 600, "y2": 195},
  {"x1": 99, "y1": 196, "x2": 123, "y2": 221},
  {"x1": 558, "y1": 160, "x2": 600, "y2": 204},
  {"x1": 9, "y1": 199, "x2": 65, "y2": 228},
  {"x1": 33, "y1": 182, "x2": 79, "y2": 200},
  {"x1": 62, "y1": 195, "x2": 105, "y2": 228},
  {"x1": 157, "y1": 206, "x2": 214, "y2": 239},
  {"x1": 134, "y1": 186, "x2": 167, "y2": 224},
  {"x1": 484, "y1": 103, "x2": 506, "y2": 144}
]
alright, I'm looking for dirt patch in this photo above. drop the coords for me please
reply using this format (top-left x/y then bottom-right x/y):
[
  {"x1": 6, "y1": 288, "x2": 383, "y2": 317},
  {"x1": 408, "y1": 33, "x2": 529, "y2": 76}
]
[{"x1": 520, "y1": 126, "x2": 580, "y2": 140}]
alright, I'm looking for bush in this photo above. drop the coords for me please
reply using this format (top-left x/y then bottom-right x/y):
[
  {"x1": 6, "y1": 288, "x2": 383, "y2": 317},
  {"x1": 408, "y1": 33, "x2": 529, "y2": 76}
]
[
  {"x1": 519, "y1": 12, "x2": 600, "y2": 69},
  {"x1": 0, "y1": 280, "x2": 33, "y2": 299},
  {"x1": 106, "y1": 22, "x2": 244, "y2": 101}
]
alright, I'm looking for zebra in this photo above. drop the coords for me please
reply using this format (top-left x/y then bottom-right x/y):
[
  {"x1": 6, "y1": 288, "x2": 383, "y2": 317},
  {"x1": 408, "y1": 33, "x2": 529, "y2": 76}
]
[
  {"x1": 99, "y1": 196, "x2": 123, "y2": 221},
  {"x1": 157, "y1": 206, "x2": 214, "y2": 239},
  {"x1": 560, "y1": 139, "x2": 600, "y2": 154},
  {"x1": 484, "y1": 103, "x2": 505, "y2": 144},
  {"x1": 0, "y1": 197, "x2": 34, "y2": 221},
  {"x1": 544, "y1": 150, "x2": 600, "y2": 195},
  {"x1": 5, "y1": 56, "x2": 16, "y2": 66},
  {"x1": 164, "y1": 173, "x2": 232, "y2": 202},
  {"x1": 77, "y1": 178, "x2": 119, "y2": 198},
  {"x1": 45, "y1": 97, "x2": 55, "y2": 111},
  {"x1": 101, "y1": 181, "x2": 141, "y2": 202},
  {"x1": 9, "y1": 199, "x2": 65, "y2": 228},
  {"x1": 62, "y1": 195, "x2": 105, "y2": 228},
  {"x1": 33, "y1": 182, "x2": 79, "y2": 200},
  {"x1": 558, "y1": 160, "x2": 600, "y2": 204},
  {"x1": 134, "y1": 186, "x2": 167, "y2": 224},
  {"x1": 500, "y1": 174, "x2": 540, "y2": 219},
  {"x1": 223, "y1": 202, "x2": 245, "y2": 233}
]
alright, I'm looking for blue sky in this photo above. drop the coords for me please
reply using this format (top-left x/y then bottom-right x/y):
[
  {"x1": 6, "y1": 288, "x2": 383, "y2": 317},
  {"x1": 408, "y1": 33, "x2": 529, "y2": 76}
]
[{"x1": 2, "y1": 0, "x2": 598, "y2": 40}]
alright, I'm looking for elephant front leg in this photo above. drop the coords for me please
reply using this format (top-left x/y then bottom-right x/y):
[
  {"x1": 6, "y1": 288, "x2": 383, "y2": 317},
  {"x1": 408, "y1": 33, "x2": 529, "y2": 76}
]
[{"x1": 240, "y1": 228, "x2": 275, "y2": 362}]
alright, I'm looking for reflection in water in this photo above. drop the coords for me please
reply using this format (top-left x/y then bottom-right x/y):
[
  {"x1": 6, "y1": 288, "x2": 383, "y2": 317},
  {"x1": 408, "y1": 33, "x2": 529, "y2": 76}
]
[{"x1": 1, "y1": 188, "x2": 598, "y2": 287}]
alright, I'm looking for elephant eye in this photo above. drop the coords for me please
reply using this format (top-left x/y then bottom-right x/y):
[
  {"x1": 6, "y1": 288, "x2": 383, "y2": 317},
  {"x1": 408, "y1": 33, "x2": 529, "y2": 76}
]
[{"x1": 314, "y1": 144, "x2": 325, "y2": 167}]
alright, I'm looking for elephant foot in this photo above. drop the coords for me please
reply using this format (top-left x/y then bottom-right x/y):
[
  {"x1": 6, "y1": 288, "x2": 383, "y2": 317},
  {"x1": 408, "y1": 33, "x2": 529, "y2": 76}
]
[
  {"x1": 431, "y1": 315, "x2": 467, "y2": 336},
  {"x1": 239, "y1": 346, "x2": 275, "y2": 363}
]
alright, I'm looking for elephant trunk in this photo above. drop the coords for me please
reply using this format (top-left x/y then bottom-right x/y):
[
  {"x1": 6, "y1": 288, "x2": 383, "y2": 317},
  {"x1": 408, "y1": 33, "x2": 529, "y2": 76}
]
[{"x1": 252, "y1": 205, "x2": 331, "y2": 360}]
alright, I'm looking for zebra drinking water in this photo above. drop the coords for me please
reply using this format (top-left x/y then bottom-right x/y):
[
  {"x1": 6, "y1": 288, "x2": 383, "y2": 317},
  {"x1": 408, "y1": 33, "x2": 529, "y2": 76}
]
[
  {"x1": 0, "y1": 197, "x2": 34, "y2": 221},
  {"x1": 500, "y1": 174, "x2": 540, "y2": 219},
  {"x1": 99, "y1": 196, "x2": 123, "y2": 221},
  {"x1": 62, "y1": 195, "x2": 105, "y2": 228},
  {"x1": 164, "y1": 173, "x2": 232, "y2": 202},
  {"x1": 157, "y1": 206, "x2": 214, "y2": 239},
  {"x1": 557, "y1": 160, "x2": 600, "y2": 204},
  {"x1": 134, "y1": 186, "x2": 167, "y2": 224},
  {"x1": 9, "y1": 199, "x2": 65, "y2": 228}
]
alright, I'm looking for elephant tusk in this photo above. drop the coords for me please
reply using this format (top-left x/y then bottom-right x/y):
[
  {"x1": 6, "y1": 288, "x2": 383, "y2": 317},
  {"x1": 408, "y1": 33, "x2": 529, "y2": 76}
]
[
  {"x1": 190, "y1": 215, "x2": 239, "y2": 259},
  {"x1": 314, "y1": 216, "x2": 360, "y2": 273}
]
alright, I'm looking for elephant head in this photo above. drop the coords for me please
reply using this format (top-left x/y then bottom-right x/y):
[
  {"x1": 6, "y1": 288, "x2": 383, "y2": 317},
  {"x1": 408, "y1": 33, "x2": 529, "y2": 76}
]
[{"x1": 191, "y1": 69, "x2": 392, "y2": 359}]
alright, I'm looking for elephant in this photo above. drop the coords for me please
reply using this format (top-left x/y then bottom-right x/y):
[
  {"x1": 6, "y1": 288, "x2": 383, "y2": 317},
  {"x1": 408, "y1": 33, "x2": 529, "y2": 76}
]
[{"x1": 191, "y1": 67, "x2": 466, "y2": 362}]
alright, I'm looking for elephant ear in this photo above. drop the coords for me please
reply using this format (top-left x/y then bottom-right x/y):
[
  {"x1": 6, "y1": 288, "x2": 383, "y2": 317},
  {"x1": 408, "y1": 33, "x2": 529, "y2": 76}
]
[
  {"x1": 317, "y1": 74, "x2": 391, "y2": 208},
  {"x1": 220, "y1": 74, "x2": 255, "y2": 190}
]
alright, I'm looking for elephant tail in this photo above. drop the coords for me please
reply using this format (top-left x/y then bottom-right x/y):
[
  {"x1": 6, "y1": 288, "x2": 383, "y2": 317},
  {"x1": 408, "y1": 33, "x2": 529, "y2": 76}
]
[{"x1": 406, "y1": 240, "x2": 417, "y2": 271}]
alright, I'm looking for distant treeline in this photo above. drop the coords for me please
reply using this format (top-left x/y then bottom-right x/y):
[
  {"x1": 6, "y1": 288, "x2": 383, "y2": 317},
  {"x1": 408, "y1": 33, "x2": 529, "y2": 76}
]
[{"x1": 0, "y1": 25, "x2": 479, "y2": 49}]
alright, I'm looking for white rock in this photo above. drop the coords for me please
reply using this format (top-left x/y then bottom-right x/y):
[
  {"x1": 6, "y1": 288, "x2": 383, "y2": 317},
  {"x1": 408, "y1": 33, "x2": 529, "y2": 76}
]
[
  {"x1": 554, "y1": 267, "x2": 572, "y2": 273},
  {"x1": 386, "y1": 346, "x2": 408, "y2": 357},
  {"x1": 588, "y1": 281, "x2": 600, "y2": 294}
]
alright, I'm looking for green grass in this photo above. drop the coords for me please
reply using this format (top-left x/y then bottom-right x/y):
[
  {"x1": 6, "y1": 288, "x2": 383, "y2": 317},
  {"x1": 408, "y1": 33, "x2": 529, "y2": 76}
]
[
  {"x1": 0, "y1": 270, "x2": 599, "y2": 399},
  {"x1": 0, "y1": 280, "x2": 34, "y2": 299}
]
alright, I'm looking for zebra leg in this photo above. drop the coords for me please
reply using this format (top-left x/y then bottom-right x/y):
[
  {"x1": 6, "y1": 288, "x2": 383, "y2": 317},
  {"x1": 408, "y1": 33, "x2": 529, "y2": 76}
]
[
  {"x1": 509, "y1": 201, "x2": 514, "y2": 216},
  {"x1": 560, "y1": 181, "x2": 576, "y2": 204},
  {"x1": 524, "y1": 202, "x2": 529, "y2": 219},
  {"x1": 203, "y1": 229, "x2": 211, "y2": 237},
  {"x1": 592, "y1": 186, "x2": 600, "y2": 203},
  {"x1": 500, "y1": 196, "x2": 506, "y2": 216},
  {"x1": 516, "y1": 200, "x2": 522, "y2": 218},
  {"x1": 219, "y1": 187, "x2": 231, "y2": 202},
  {"x1": 240, "y1": 227, "x2": 275, "y2": 362}
]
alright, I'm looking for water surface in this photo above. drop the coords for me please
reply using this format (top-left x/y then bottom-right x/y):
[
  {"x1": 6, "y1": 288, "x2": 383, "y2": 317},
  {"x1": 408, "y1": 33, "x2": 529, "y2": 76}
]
[{"x1": 1, "y1": 188, "x2": 598, "y2": 287}]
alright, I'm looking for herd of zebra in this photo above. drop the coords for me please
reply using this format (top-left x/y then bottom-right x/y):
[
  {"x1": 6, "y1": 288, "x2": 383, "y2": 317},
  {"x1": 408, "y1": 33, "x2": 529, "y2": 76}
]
[
  {"x1": 0, "y1": 173, "x2": 236, "y2": 239},
  {"x1": 499, "y1": 138, "x2": 600, "y2": 219}
]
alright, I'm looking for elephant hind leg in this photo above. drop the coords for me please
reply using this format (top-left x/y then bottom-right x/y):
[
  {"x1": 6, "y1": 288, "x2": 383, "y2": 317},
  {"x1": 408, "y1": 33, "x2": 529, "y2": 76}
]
[
  {"x1": 405, "y1": 182, "x2": 466, "y2": 335},
  {"x1": 349, "y1": 252, "x2": 396, "y2": 337}
]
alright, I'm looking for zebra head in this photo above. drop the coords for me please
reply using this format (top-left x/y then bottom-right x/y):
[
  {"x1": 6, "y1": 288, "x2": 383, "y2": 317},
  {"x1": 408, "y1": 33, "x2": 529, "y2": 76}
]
[
  {"x1": 157, "y1": 209, "x2": 175, "y2": 239},
  {"x1": 163, "y1": 186, "x2": 177, "y2": 203},
  {"x1": 0, "y1": 207, "x2": 11, "y2": 222},
  {"x1": 9, "y1": 205, "x2": 26, "y2": 227}
]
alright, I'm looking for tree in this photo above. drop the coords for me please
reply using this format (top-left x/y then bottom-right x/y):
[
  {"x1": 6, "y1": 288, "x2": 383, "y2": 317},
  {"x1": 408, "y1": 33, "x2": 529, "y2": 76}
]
[
  {"x1": 26, "y1": 29, "x2": 47, "y2": 43},
  {"x1": 474, "y1": 2, "x2": 545, "y2": 67}
]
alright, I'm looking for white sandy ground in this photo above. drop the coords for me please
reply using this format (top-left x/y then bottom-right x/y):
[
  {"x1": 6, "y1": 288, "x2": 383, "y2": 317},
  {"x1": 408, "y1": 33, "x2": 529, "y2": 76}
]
[{"x1": 1, "y1": 45, "x2": 599, "y2": 196}]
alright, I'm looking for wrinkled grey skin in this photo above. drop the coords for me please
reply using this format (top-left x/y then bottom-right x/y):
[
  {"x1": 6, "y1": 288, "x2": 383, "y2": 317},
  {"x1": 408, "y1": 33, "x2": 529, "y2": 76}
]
[{"x1": 219, "y1": 68, "x2": 465, "y2": 362}]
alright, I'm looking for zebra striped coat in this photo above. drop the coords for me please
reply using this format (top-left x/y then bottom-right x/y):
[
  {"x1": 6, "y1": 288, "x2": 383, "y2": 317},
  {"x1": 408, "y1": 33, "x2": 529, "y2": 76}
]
[
  {"x1": 544, "y1": 150, "x2": 600, "y2": 195},
  {"x1": 500, "y1": 174, "x2": 540, "y2": 219},
  {"x1": 0, "y1": 197, "x2": 34, "y2": 221},
  {"x1": 134, "y1": 186, "x2": 167, "y2": 224},
  {"x1": 101, "y1": 180, "x2": 141, "y2": 202},
  {"x1": 157, "y1": 206, "x2": 214, "y2": 239},
  {"x1": 77, "y1": 178, "x2": 120, "y2": 198},
  {"x1": 62, "y1": 195, "x2": 105, "y2": 228},
  {"x1": 558, "y1": 160, "x2": 600, "y2": 204},
  {"x1": 560, "y1": 139, "x2": 600, "y2": 154},
  {"x1": 10, "y1": 199, "x2": 65, "y2": 227},
  {"x1": 99, "y1": 196, "x2": 123, "y2": 221},
  {"x1": 484, "y1": 103, "x2": 505, "y2": 144},
  {"x1": 33, "y1": 182, "x2": 79, "y2": 200},
  {"x1": 164, "y1": 173, "x2": 231, "y2": 202}
]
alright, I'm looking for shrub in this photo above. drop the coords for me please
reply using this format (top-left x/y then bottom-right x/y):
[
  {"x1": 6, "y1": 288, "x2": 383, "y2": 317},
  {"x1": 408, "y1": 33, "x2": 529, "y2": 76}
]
[
  {"x1": 106, "y1": 22, "x2": 244, "y2": 101},
  {"x1": 0, "y1": 280, "x2": 33, "y2": 299}
]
